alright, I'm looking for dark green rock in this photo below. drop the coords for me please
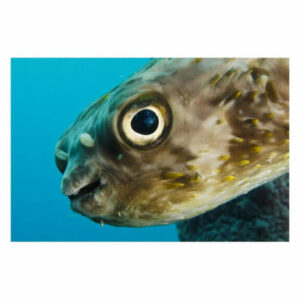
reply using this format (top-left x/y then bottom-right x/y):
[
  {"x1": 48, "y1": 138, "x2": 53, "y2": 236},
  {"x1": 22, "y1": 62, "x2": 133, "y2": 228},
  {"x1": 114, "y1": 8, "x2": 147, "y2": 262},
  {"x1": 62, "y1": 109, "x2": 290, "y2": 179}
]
[{"x1": 176, "y1": 173, "x2": 289, "y2": 241}]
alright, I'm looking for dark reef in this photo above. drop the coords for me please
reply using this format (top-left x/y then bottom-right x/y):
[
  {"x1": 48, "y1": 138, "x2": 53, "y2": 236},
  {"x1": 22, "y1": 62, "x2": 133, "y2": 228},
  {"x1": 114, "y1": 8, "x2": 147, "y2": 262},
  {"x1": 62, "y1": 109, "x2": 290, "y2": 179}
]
[{"x1": 176, "y1": 173, "x2": 289, "y2": 241}]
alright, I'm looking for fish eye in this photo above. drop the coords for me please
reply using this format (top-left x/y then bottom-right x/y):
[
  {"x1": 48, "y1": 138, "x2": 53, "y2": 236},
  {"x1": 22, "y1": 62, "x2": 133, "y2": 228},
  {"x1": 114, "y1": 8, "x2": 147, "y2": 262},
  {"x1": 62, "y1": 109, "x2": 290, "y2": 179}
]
[
  {"x1": 117, "y1": 93, "x2": 172, "y2": 149},
  {"x1": 131, "y1": 109, "x2": 159, "y2": 135}
]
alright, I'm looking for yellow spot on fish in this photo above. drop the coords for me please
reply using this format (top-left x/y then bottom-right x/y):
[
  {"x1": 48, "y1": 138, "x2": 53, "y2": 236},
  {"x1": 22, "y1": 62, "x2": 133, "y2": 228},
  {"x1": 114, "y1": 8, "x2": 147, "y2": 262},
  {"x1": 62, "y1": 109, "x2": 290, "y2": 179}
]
[
  {"x1": 243, "y1": 177, "x2": 249, "y2": 182},
  {"x1": 238, "y1": 160, "x2": 250, "y2": 166},
  {"x1": 194, "y1": 58, "x2": 202, "y2": 62},
  {"x1": 232, "y1": 137, "x2": 244, "y2": 143},
  {"x1": 244, "y1": 118, "x2": 259, "y2": 126},
  {"x1": 250, "y1": 145, "x2": 262, "y2": 153},
  {"x1": 225, "y1": 175, "x2": 235, "y2": 182},
  {"x1": 219, "y1": 155, "x2": 229, "y2": 161},
  {"x1": 256, "y1": 164, "x2": 262, "y2": 168},
  {"x1": 210, "y1": 73, "x2": 221, "y2": 86},
  {"x1": 80, "y1": 132, "x2": 95, "y2": 147},
  {"x1": 215, "y1": 169, "x2": 221, "y2": 174},
  {"x1": 265, "y1": 113, "x2": 274, "y2": 119},
  {"x1": 164, "y1": 182, "x2": 185, "y2": 189},
  {"x1": 187, "y1": 165, "x2": 198, "y2": 171},
  {"x1": 283, "y1": 139, "x2": 289, "y2": 144},
  {"x1": 234, "y1": 90, "x2": 242, "y2": 99},
  {"x1": 284, "y1": 152, "x2": 289, "y2": 159},
  {"x1": 252, "y1": 90, "x2": 258, "y2": 98},
  {"x1": 225, "y1": 91, "x2": 242, "y2": 103},
  {"x1": 189, "y1": 173, "x2": 202, "y2": 183},
  {"x1": 162, "y1": 171, "x2": 185, "y2": 179},
  {"x1": 264, "y1": 131, "x2": 273, "y2": 138},
  {"x1": 216, "y1": 119, "x2": 224, "y2": 125}
]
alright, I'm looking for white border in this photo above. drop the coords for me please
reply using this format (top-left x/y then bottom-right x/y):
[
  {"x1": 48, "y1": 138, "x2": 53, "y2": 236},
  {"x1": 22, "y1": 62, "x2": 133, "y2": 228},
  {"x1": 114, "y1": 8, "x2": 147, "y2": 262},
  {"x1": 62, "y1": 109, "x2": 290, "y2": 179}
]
[{"x1": 1, "y1": 1, "x2": 299, "y2": 300}]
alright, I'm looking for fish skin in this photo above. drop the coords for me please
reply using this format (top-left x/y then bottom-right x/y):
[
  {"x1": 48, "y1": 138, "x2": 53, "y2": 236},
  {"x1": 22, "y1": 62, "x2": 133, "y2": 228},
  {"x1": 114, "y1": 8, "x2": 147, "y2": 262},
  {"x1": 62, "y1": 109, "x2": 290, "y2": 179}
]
[{"x1": 55, "y1": 58, "x2": 289, "y2": 227}]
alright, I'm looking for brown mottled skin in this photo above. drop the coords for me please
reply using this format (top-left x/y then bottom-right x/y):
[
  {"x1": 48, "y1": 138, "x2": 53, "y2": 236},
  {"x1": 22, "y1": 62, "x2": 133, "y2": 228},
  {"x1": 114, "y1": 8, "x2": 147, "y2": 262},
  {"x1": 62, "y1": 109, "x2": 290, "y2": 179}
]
[{"x1": 55, "y1": 58, "x2": 289, "y2": 227}]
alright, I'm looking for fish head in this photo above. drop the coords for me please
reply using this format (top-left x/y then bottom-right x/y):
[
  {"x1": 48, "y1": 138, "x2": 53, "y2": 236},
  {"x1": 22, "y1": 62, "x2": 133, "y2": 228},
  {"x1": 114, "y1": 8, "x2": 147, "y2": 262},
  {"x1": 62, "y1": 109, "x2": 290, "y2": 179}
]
[{"x1": 55, "y1": 58, "x2": 289, "y2": 227}]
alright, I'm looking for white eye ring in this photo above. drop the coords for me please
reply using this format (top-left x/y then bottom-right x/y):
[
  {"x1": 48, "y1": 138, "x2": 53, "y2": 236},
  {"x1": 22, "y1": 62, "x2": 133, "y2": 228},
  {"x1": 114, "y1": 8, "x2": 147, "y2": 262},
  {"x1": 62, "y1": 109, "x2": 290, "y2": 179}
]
[{"x1": 121, "y1": 105, "x2": 165, "y2": 146}]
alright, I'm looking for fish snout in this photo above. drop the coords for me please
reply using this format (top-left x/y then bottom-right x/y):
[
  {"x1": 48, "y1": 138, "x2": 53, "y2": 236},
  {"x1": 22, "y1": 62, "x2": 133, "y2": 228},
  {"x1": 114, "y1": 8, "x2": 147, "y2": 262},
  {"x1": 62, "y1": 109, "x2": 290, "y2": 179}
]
[{"x1": 60, "y1": 161, "x2": 101, "y2": 194}]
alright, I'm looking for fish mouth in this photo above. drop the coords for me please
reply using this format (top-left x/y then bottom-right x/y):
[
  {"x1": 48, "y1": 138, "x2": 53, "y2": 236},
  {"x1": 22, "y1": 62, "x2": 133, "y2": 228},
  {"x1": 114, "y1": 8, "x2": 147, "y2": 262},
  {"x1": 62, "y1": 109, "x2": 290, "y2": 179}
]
[{"x1": 68, "y1": 178, "x2": 107, "y2": 201}]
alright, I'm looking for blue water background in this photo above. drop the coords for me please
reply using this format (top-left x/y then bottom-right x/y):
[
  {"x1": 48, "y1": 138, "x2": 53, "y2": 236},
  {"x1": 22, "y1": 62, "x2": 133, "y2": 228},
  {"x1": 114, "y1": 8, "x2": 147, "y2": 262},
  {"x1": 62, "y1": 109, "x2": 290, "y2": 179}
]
[{"x1": 11, "y1": 58, "x2": 179, "y2": 241}]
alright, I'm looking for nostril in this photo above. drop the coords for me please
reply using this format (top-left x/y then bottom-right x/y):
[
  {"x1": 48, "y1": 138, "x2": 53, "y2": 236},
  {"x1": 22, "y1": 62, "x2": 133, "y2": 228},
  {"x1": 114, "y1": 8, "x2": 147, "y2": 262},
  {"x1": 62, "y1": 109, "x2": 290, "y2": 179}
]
[{"x1": 55, "y1": 149, "x2": 68, "y2": 174}]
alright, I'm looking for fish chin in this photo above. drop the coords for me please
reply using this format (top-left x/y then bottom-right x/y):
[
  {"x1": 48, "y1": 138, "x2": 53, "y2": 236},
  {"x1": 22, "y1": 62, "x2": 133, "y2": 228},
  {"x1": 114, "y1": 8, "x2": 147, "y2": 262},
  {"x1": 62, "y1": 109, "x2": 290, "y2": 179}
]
[{"x1": 70, "y1": 193, "x2": 101, "y2": 215}]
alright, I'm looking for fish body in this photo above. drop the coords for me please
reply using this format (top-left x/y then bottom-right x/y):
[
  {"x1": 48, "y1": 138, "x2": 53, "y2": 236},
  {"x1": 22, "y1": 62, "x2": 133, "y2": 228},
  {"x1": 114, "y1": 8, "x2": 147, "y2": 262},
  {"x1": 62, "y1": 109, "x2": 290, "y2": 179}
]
[{"x1": 55, "y1": 58, "x2": 289, "y2": 227}]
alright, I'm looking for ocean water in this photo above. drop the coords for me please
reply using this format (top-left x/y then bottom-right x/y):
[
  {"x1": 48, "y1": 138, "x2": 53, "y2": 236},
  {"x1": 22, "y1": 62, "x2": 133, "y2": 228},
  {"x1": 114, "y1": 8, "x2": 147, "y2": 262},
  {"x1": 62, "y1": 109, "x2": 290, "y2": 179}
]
[{"x1": 11, "y1": 58, "x2": 179, "y2": 241}]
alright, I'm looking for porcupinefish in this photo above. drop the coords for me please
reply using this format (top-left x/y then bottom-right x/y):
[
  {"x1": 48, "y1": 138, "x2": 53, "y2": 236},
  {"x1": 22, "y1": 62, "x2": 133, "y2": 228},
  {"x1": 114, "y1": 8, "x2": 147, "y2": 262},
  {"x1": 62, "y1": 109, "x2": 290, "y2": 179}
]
[{"x1": 55, "y1": 58, "x2": 289, "y2": 227}]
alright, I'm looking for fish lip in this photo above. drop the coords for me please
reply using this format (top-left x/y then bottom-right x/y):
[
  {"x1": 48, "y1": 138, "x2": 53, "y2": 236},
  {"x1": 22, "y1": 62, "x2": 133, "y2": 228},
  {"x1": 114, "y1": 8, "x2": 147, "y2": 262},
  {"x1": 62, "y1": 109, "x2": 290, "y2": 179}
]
[{"x1": 68, "y1": 178, "x2": 107, "y2": 202}]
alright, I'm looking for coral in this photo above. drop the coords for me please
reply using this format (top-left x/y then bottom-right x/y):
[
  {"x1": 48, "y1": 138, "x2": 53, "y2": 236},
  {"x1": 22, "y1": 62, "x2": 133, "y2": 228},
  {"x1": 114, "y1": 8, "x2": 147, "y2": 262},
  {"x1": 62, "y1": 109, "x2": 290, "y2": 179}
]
[{"x1": 176, "y1": 174, "x2": 289, "y2": 241}]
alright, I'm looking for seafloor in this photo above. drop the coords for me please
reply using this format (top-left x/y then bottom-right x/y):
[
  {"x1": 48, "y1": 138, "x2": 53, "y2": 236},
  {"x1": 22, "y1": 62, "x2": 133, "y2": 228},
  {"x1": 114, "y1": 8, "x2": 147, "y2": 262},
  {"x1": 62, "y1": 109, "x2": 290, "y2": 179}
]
[{"x1": 176, "y1": 173, "x2": 289, "y2": 241}]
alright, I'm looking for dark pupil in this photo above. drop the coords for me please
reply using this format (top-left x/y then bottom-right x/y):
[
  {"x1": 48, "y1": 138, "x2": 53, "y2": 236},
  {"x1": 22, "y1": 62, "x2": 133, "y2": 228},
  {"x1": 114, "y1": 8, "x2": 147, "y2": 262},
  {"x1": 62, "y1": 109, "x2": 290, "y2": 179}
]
[{"x1": 131, "y1": 109, "x2": 159, "y2": 135}]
